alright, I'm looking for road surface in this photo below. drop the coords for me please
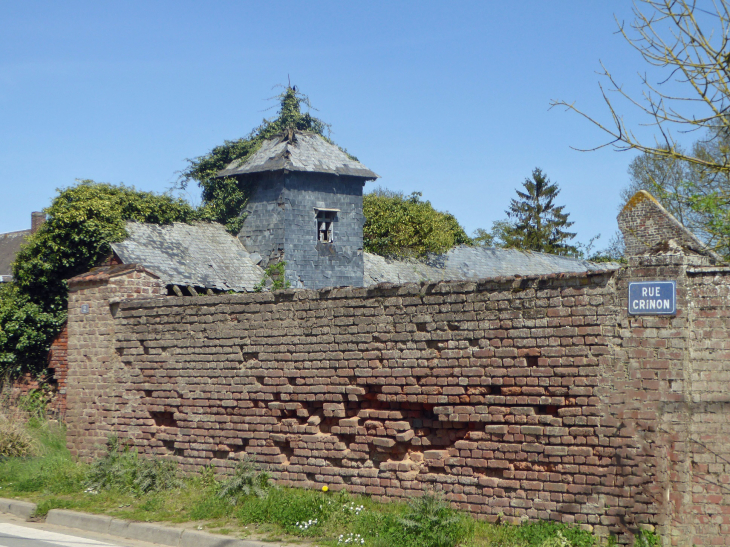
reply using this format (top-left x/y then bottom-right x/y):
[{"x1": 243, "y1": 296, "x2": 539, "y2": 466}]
[{"x1": 0, "y1": 513, "x2": 159, "y2": 547}]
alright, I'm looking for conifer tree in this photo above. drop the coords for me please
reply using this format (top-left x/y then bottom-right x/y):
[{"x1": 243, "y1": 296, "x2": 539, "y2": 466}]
[{"x1": 502, "y1": 168, "x2": 578, "y2": 256}]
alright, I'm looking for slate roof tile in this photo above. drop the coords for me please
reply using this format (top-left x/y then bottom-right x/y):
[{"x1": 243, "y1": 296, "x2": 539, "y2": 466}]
[
  {"x1": 217, "y1": 131, "x2": 379, "y2": 180},
  {"x1": 111, "y1": 222, "x2": 264, "y2": 292},
  {"x1": 363, "y1": 246, "x2": 619, "y2": 285},
  {"x1": 0, "y1": 229, "x2": 30, "y2": 282}
]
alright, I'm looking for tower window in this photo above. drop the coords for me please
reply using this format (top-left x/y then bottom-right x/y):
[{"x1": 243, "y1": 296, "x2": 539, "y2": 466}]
[{"x1": 316, "y1": 210, "x2": 337, "y2": 243}]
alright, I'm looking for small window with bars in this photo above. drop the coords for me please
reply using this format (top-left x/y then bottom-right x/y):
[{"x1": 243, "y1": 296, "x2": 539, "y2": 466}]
[{"x1": 316, "y1": 209, "x2": 337, "y2": 243}]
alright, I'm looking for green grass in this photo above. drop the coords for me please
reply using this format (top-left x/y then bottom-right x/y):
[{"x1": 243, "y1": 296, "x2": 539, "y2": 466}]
[{"x1": 0, "y1": 412, "x2": 656, "y2": 547}]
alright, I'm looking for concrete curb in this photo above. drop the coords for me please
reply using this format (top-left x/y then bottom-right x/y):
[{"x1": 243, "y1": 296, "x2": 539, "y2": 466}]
[
  {"x1": 0, "y1": 499, "x2": 291, "y2": 547},
  {"x1": 0, "y1": 498, "x2": 36, "y2": 520}
]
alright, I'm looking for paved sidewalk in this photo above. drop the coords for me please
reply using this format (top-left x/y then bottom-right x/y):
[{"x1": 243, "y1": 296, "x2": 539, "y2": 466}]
[{"x1": 0, "y1": 499, "x2": 299, "y2": 547}]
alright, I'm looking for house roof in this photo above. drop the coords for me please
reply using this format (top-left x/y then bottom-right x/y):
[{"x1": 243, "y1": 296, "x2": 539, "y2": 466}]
[
  {"x1": 0, "y1": 229, "x2": 30, "y2": 282},
  {"x1": 108, "y1": 223, "x2": 618, "y2": 293},
  {"x1": 111, "y1": 222, "x2": 265, "y2": 292},
  {"x1": 363, "y1": 246, "x2": 620, "y2": 286},
  {"x1": 217, "y1": 131, "x2": 379, "y2": 180}
]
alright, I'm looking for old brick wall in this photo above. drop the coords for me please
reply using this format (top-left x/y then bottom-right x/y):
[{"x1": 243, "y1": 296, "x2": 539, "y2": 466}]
[
  {"x1": 64, "y1": 254, "x2": 730, "y2": 544},
  {"x1": 669, "y1": 263, "x2": 730, "y2": 545},
  {"x1": 65, "y1": 265, "x2": 166, "y2": 457},
  {"x1": 617, "y1": 191, "x2": 713, "y2": 258},
  {"x1": 68, "y1": 266, "x2": 658, "y2": 537}
]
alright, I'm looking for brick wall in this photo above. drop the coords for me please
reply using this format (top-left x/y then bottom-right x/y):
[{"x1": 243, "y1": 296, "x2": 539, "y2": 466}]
[
  {"x1": 617, "y1": 190, "x2": 714, "y2": 258},
  {"x1": 65, "y1": 265, "x2": 166, "y2": 457},
  {"x1": 64, "y1": 254, "x2": 730, "y2": 544}
]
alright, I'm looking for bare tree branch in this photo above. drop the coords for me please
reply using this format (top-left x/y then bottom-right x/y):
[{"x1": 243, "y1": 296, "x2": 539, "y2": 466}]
[{"x1": 551, "y1": 0, "x2": 730, "y2": 173}]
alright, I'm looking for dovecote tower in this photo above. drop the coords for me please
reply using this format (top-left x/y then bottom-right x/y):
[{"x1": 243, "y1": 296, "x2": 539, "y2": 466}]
[{"x1": 217, "y1": 130, "x2": 378, "y2": 289}]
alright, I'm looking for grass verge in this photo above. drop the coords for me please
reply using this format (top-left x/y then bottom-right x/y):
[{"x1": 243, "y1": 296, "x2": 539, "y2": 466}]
[{"x1": 0, "y1": 411, "x2": 659, "y2": 547}]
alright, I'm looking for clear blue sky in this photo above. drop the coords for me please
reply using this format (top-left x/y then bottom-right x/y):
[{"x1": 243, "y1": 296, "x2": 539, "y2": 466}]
[{"x1": 0, "y1": 1, "x2": 694, "y2": 251}]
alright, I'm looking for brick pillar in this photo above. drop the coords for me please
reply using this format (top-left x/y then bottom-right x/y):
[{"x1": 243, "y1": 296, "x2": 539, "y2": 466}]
[{"x1": 65, "y1": 264, "x2": 165, "y2": 460}]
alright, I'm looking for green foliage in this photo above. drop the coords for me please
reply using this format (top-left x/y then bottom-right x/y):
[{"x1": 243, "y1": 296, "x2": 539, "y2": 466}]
[
  {"x1": 181, "y1": 87, "x2": 333, "y2": 233},
  {"x1": 0, "y1": 416, "x2": 85, "y2": 493},
  {"x1": 1, "y1": 180, "x2": 197, "y2": 377},
  {"x1": 391, "y1": 493, "x2": 471, "y2": 547},
  {"x1": 217, "y1": 458, "x2": 271, "y2": 503},
  {"x1": 253, "y1": 261, "x2": 291, "y2": 292},
  {"x1": 514, "y1": 520, "x2": 595, "y2": 547},
  {"x1": 0, "y1": 284, "x2": 63, "y2": 376},
  {"x1": 472, "y1": 219, "x2": 515, "y2": 249},
  {"x1": 363, "y1": 188, "x2": 471, "y2": 257},
  {"x1": 499, "y1": 168, "x2": 578, "y2": 256},
  {"x1": 0, "y1": 410, "x2": 37, "y2": 458},
  {"x1": 34, "y1": 498, "x2": 76, "y2": 517},
  {"x1": 85, "y1": 436, "x2": 181, "y2": 496},
  {"x1": 14, "y1": 180, "x2": 197, "y2": 306},
  {"x1": 632, "y1": 529, "x2": 661, "y2": 547},
  {"x1": 17, "y1": 388, "x2": 51, "y2": 418},
  {"x1": 236, "y1": 486, "x2": 335, "y2": 536}
]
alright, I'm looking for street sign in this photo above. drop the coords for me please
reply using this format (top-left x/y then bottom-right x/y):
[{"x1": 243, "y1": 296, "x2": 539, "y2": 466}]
[{"x1": 628, "y1": 281, "x2": 676, "y2": 316}]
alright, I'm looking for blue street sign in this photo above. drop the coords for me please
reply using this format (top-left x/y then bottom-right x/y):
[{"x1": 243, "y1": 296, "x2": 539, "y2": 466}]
[{"x1": 628, "y1": 281, "x2": 676, "y2": 315}]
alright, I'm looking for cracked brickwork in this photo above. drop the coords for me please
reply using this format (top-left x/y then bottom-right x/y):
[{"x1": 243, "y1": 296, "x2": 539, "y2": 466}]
[{"x1": 64, "y1": 255, "x2": 730, "y2": 544}]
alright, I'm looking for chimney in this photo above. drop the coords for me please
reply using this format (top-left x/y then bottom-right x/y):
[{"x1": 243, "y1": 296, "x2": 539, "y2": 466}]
[{"x1": 31, "y1": 212, "x2": 46, "y2": 234}]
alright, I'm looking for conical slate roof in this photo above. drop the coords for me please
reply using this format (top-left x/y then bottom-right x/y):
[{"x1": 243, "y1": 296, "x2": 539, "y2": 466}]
[{"x1": 217, "y1": 130, "x2": 379, "y2": 179}]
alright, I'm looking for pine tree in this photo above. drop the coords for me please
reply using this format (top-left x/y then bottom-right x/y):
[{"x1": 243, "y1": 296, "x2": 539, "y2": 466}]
[{"x1": 503, "y1": 168, "x2": 578, "y2": 256}]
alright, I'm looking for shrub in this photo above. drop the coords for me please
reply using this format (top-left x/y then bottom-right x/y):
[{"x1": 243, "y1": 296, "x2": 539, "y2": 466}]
[
  {"x1": 515, "y1": 520, "x2": 596, "y2": 547},
  {"x1": 0, "y1": 410, "x2": 37, "y2": 458},
  {"x1": 237, "y1": 487, "x2": 338, "y2": 536},
  {"x1": 85, "y1": 436, "x2": 181, "y2": 495},
  {"x1": 217, "y1": 458, "x2": 271, "y2": 503},
  {"x1": 0, "y1": 415, "x2": 85, "y2": 494},
  {"x1": 633, "y1": 529, "x2": 661, "y2": 547},
  {"x1": 391, "y1": 493, "x2": 471, "y2": 547}
]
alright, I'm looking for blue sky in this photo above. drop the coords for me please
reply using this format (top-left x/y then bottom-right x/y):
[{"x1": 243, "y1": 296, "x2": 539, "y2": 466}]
[{"x1": 0, "y1": 1, "x2": 698, "y2": 251}]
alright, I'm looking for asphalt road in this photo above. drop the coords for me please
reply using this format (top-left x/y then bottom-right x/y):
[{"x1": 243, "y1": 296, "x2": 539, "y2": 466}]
[{"x1": 0, "y1": 514, "x2": 159, "y2": 547}]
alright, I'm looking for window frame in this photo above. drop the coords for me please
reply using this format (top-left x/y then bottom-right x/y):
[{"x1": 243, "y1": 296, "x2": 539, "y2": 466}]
[{"x1": 314, "y1": 208, "x2": 339, "y2": 243}]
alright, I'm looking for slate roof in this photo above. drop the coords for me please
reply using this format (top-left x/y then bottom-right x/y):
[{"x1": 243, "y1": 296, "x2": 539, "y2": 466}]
[
  {"x1": 0, "y1": 229, "x2": 30, "y2": 282},
  {"x1": 217, "y1": 131, "x2": 379, "y2": 180},
  {"x1": 111, "y1": 222, "x2": 265, "y2": 292},
  {"x1": 363, "y1": 246, "x2": 619, "y2": 286}
]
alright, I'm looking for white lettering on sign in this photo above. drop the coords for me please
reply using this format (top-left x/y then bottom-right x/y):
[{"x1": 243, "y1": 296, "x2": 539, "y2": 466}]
[
  {"x1": 628, "y1": 281, "x2": 676, "y2": 315},
  {"x1": 641, "y1": 287, "x2": 661, "y2": 297}
]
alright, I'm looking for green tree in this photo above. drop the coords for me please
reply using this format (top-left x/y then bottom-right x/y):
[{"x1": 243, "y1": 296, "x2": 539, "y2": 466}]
[
  {"x1": 179, "y1": 87, "x2": 333, "y2": 234},
  {"x1": 1, "y1": 180, "x2": 197, "y2": 376},
  {"x1": 500, "y1": 168, "x2": 578, "y2": 256},
  {"x1": 0, "y1": 284, "x2": 62, "y2": 376},
  {"x1": 363, "y1": 189, "x2": 471, "y2": 257}
]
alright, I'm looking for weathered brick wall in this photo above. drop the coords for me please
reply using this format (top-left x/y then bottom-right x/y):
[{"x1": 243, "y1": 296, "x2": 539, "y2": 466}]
[
  {"x1": 668, "y1": 263, "x2": 730, "y2": 545},
  {"x1": 64, "y1": 254, "x2": 730, "y2": 544},
  {"x1": 617, "y1": 191, "x2": 713, "y2": 258},
  {"x1": 65, "y1": 265, "x2": 166, "y2": 456}
]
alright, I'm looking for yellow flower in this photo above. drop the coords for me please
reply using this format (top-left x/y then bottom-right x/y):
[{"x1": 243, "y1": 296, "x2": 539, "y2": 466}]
[{"x1": 322, "y1": 485, "x2": 329, "y2": 492}]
